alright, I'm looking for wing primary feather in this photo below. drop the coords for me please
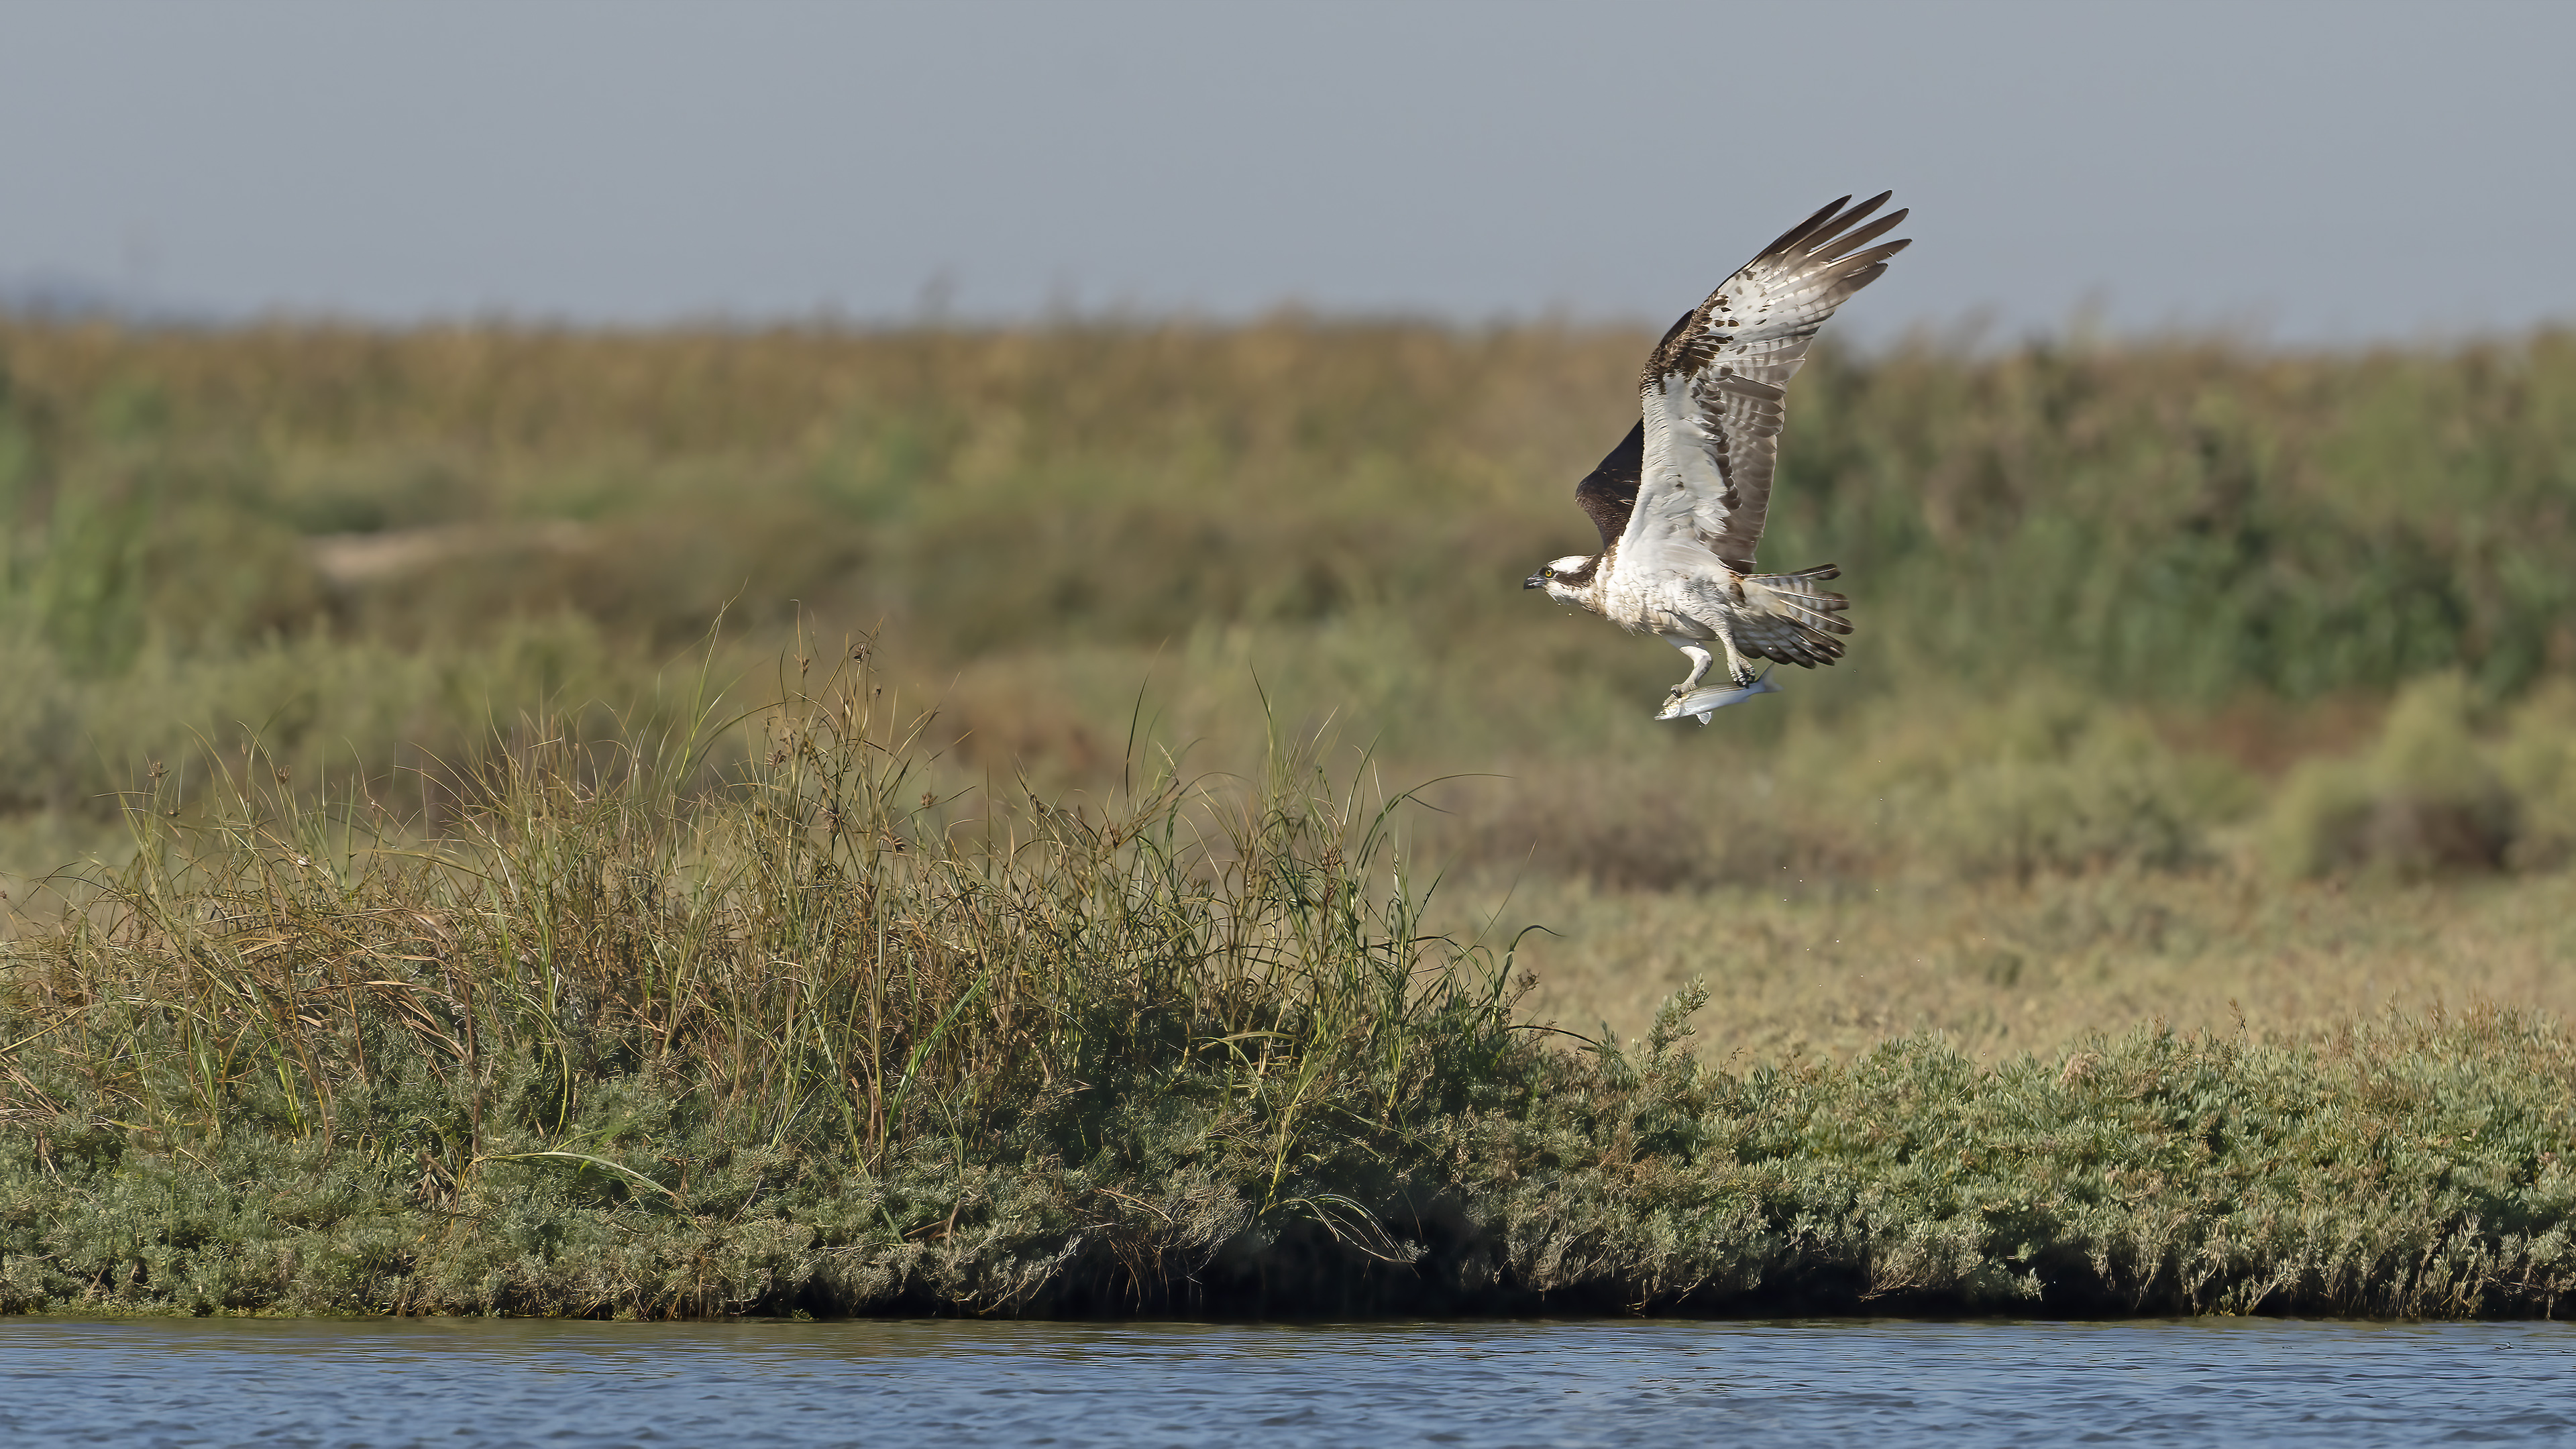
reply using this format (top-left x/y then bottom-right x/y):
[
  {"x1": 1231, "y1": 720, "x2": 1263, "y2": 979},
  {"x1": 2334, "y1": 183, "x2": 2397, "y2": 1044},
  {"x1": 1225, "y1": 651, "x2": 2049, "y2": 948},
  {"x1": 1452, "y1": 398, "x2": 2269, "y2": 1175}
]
[
  {"x1": 1809, "y1": 210, "x2": 1909, "y2": 264},
  {"x1": 1827, "y1": 191, "x2": 1895, "y2": 232},
  {"x1": 1757, "y1": 192, "x2": 1898, "y2": 271},
  {"x1": 1754, "y1": 194, "x2": 1856, "y2": 259}
]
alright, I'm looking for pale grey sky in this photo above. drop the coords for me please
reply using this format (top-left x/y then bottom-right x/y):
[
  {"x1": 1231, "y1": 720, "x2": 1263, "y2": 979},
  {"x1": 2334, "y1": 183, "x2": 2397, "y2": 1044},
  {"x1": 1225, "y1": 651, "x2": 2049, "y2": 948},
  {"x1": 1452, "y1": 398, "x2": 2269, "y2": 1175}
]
[{"x1": 4, "y1": 0, "x2": 2571, "y2": 340}]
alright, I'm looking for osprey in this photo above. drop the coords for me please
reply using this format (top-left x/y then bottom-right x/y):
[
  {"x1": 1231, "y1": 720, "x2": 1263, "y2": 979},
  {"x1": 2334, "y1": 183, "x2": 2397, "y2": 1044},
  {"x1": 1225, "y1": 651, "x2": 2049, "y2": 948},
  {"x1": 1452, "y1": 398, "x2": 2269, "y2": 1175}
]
[{"x1": 1525, "y1": 193, "x2": 1909, "y2": 723}]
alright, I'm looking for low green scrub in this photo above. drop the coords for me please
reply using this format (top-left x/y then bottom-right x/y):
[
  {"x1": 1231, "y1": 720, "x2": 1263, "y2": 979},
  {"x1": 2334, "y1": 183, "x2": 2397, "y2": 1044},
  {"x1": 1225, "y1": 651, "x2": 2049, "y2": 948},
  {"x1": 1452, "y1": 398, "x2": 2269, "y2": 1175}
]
[
  {"x1": 2260, "y1": 674, "x2": 2576, "y2": 879},
  {"x1": 5, "y1": 667, "x2": 2573, "y2": 1319}
]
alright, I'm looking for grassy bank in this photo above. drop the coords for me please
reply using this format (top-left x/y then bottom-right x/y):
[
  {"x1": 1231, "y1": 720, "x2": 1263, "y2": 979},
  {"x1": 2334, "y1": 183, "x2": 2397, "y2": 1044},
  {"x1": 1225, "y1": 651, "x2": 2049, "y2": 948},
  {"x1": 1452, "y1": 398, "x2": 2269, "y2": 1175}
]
[{"x1": 5, "y1": 674, "x2": 2573, "y2": 1320}]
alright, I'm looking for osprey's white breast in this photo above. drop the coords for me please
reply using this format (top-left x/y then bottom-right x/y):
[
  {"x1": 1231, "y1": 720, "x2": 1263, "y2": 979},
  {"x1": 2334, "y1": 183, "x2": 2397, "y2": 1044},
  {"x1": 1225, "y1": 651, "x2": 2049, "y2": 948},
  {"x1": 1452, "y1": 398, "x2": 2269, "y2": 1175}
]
[{"x1": 1602, "y1": 568, "x2": 1730, "y2": 640}]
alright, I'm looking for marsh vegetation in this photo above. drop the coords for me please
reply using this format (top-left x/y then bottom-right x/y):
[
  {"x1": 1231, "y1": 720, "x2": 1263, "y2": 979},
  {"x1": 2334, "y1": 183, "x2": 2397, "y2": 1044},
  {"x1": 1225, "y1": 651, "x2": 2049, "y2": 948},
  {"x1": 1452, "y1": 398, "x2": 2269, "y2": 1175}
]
[{"x1": 3, "y1": 317, "x2": 2574, "y2": 1316}]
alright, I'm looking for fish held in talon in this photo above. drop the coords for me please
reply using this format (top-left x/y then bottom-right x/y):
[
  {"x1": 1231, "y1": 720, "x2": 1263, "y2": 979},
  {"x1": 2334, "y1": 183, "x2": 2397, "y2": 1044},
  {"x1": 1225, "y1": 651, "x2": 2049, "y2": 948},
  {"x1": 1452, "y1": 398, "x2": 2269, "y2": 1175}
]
[
  {"x1": 1522, "y1": 193, "x2": 1907, "y2": 720},
  {"x1": 1656, "y1": 664, "x2": 1782, "y2": 724}
]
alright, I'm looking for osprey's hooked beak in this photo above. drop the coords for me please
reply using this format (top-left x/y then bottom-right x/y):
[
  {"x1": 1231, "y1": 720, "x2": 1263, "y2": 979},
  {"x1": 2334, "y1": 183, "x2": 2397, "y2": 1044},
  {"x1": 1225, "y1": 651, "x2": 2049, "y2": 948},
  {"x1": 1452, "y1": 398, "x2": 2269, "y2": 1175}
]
[{"x1": 1522, "y1": 572, "x2": 1546, "y2": 590}]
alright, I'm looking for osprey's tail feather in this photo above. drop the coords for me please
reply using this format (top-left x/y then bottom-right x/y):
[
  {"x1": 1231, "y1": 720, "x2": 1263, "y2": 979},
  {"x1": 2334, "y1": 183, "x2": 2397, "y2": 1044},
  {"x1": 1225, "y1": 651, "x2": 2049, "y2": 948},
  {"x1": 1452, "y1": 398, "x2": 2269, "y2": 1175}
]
[{"x1": 1737, "y1": 564, "x2": 1851, "y2": 668}]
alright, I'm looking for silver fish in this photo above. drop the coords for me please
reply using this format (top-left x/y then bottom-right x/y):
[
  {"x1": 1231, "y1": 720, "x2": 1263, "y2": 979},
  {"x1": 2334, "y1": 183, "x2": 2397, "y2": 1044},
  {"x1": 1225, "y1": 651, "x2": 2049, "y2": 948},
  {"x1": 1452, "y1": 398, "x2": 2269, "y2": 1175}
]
[{"x1": 1654, "y1": 664, "x2": 1781, "y2": 724}]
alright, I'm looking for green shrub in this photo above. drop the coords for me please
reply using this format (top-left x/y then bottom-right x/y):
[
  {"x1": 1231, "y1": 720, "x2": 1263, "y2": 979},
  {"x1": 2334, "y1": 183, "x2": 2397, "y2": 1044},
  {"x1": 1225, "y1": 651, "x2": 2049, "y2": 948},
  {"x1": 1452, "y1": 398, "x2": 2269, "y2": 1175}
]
[
  {"x1": 1852, "y1": 686, "x2": 2254, "y2": 878},
  {"x1": 2500, "y1": 681, "x2": 2576, "y2": 871},
  {"x1": 2259, "y1": 672, "x2": 2528, "y2": 879}
]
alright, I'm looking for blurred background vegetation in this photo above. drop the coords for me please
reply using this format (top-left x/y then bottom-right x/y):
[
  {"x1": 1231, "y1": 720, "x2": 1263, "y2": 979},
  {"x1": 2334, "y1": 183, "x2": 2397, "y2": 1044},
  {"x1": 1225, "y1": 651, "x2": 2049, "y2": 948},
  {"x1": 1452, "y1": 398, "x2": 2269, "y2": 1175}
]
[{"x1": 3, "y1": 316, "x2": 2573, "y2": 1055}]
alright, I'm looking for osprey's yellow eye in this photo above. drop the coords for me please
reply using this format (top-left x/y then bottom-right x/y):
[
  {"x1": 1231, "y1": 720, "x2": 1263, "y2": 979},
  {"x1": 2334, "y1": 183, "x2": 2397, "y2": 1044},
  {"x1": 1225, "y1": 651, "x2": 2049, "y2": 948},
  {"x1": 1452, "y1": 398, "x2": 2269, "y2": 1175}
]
[{"x1": 1543, "y1": 568, "x2": 1556, "y2": 579}]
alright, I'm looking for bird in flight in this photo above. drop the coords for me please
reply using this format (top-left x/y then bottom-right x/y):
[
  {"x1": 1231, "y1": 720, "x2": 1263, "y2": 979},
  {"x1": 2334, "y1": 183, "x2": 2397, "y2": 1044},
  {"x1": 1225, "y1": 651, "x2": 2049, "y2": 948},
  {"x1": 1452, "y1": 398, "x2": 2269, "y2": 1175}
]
[{"x1": 1525, "y1": 193, "x2": 1909, "y2": 723}]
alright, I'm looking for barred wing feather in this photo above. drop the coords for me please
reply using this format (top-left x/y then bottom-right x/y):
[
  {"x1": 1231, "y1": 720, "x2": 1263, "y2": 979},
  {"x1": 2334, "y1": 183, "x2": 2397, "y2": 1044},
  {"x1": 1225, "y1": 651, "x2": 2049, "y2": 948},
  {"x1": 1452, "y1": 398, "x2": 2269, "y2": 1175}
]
[{"x1": 1614, "y1": 193, "x2": 1909, "y2": 578}]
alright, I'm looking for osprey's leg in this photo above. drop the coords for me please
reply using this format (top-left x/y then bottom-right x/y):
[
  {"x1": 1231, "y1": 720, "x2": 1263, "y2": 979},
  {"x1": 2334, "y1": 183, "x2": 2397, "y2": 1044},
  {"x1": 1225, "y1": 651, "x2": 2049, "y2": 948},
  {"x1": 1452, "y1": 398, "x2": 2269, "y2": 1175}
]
[
  {"x1": 1722, "y1": 638, "x2": 1762, "y2": 688},
  {"x1": 1661, "y1": 637, "x2": 1717, "y2": 698}
]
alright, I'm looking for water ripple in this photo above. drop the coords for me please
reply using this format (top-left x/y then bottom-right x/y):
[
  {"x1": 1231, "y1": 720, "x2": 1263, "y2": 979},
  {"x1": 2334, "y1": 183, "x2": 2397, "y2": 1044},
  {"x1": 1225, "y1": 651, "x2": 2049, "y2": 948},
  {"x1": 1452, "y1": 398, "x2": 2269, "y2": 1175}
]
[{"x1": 0, "y1": 1318, "x2": 2569, "y2": 1448}]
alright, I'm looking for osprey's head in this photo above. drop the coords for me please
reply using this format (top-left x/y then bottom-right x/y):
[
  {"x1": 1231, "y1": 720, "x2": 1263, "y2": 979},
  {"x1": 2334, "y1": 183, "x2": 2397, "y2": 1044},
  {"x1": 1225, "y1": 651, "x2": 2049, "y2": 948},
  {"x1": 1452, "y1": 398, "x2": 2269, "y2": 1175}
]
[{"x1": 1524, "y1": 553, "x2": 1599, "y2": 605}]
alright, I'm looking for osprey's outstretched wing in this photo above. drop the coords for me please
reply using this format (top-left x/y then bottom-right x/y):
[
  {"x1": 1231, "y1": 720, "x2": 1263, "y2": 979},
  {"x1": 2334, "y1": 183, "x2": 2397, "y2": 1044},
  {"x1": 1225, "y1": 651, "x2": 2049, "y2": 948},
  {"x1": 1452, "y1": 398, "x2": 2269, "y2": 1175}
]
[{"x1": 1614, "y1": 193, "x2": 1908, "y2": 577}]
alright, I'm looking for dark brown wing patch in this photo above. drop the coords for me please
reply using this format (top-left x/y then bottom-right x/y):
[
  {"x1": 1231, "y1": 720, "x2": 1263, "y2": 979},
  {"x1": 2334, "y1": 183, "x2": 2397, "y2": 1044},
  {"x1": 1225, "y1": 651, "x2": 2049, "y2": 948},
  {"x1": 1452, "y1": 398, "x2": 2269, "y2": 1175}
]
[
  {"x1": 1573, "y1": 420, "x2": 1645, "y2": 552},
  {"x1": 1644, "y1": 306, "x2": 1719, "y2": 392}
]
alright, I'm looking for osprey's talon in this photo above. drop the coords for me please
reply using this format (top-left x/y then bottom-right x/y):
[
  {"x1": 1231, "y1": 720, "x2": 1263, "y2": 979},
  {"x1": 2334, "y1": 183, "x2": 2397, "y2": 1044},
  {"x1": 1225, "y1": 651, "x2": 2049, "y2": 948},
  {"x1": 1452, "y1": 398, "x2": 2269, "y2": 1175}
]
[{"x1": 1730, "y1": 665, "x2": 1760, "y2": 688}]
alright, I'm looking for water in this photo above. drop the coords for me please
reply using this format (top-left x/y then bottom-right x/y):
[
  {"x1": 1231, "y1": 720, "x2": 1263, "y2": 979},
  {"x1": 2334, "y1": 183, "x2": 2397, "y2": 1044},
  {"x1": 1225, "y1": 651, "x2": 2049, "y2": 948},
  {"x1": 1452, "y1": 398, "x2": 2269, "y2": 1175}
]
[{"x1": 1, "y1": 1318, "x2": 2569, "y2": 1447}]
